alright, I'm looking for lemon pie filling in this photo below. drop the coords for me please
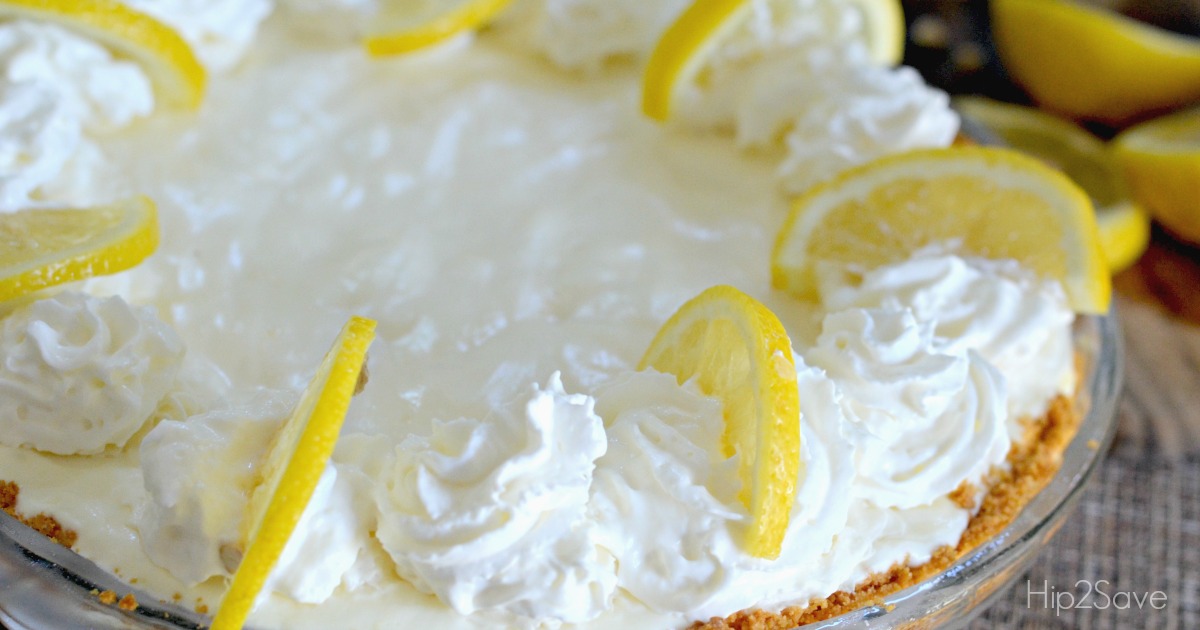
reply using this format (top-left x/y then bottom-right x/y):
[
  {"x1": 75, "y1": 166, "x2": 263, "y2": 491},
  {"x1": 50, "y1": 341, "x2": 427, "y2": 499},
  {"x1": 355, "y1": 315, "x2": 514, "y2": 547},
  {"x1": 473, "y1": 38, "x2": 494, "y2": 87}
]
[{"x1": 0, "y1": 3, "x2": 1085, "y2": 629}]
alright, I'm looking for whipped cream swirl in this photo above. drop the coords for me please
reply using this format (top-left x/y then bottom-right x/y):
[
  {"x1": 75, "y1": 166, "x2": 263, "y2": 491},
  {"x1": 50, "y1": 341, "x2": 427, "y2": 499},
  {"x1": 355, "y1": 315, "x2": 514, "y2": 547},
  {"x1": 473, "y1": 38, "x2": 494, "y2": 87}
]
[
  {"x1": 590, "y1": 368, "x2": 858, "y2": 620},
  {"x1": 509, "y1": 0, "x2": 690, "y2": 71},
  {"x1": 0, "y1": 21, "x2": 153, "y2": 210},
  {"x1": 805, "y1": 308, "x2": 1008, "y2": 508},
  {"x1": 673, "y1": 0, "x2": 958, "y2": 194},
  {"x1": 375, "y1": 372, "x2": 615, "y2": 623},
  {"x1": 821, "y1": 254, "x2": 1076, "y2": 420},
  {"x1": 123, "y1": 0, "x2": 274, "y2": 72},
  {"x1": 0, "y1": 292, "x2": 183, "y2": 455},
  {"x1": 137, "y1": 389, "x2": 372, "y2": 603}
]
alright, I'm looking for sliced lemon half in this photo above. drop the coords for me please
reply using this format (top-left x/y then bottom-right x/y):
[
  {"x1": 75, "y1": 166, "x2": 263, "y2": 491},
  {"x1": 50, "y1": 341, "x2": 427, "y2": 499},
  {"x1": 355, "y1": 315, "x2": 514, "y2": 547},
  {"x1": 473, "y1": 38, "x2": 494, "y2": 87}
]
[
  {"x1": 954, "y1": 97, "x2": 1150, "y2": 273},
  {"x1": 0, "y1": 196, "x2": 159, "y2": 303},
  {"x1": 0, "y1": 0, "x2": 205, "y2": 109},
  {"x1": 639, "y1": 285, "x2": 800, "y2": 559},
  {"x1": 992, "y1": 0, "x2": 1200, "y2": 124},
  {"x1": 1113, "y1": 108, "x2": 1200, "y2": 245},
  {"x1": 771, "y1": 147, "x2": 1112, "y2": 314},
  {"x1": 211, "y1": 316, "x2": 377, "y2": 630},
  {"x1": 642, "y1": 0, "x2": 905, "y2": 121},
  {"x1": 363, "y1": 0, "x2": 515, "y2": 57}
]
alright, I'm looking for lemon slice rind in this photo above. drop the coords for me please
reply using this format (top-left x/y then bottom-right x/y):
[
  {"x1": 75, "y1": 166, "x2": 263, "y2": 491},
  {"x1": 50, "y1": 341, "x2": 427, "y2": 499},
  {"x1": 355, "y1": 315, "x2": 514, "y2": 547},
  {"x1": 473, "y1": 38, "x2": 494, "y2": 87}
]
[
  {"x1": 639, "y1": 284, "x2": 800, "y2": 559},
  {"x1": 363, "y1": 0, "x2": 515, "y2": 57},
  {"x1": 0, "y1": 196, "x2": 159, "y2": 303},
  {"x1": 210, "y1": 316, "x2": 377, "y2": 630},
  {"x1": 0, "y1": 0, "x2": 205, "y2": 109},
  {"x1": 1113, "y1": 109, "x2": 1200, "y2": 245},
  {"x1": 642, "y1": 0, "x2": 751, "y2": 122},
  {"x1": 992, "y1": 0, "x2": 1200, "y2": 124},
  {"x1": 642, "y1": 0, "x2": 904, "y2": 122}
]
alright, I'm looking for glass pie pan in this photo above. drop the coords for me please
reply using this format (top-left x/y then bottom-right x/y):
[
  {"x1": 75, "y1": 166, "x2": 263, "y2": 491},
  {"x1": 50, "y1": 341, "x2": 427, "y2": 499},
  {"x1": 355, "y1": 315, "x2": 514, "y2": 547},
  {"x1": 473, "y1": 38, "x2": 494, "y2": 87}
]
[{"x1": 0, "y1": 313, "x2": 1122, "y2": 630}]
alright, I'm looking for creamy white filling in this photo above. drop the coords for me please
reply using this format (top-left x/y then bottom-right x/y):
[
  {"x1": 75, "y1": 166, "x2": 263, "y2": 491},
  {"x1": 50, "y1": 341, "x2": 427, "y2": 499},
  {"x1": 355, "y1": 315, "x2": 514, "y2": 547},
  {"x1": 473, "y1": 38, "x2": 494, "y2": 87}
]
[
  {"x1": 0, "y1": 20, "x2": 152, "y2": 210},
  {"x1": 0, "y1": 292, "x2": 183, "y2": 455}
]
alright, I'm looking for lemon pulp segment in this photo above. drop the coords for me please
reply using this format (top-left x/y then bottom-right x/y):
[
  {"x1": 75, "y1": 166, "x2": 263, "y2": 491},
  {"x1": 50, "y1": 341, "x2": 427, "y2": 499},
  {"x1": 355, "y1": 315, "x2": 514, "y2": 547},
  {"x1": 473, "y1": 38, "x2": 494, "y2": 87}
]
[
  {"x1": 0, "y1": 196, "x2": 159, "y2": 303},
  {"x1": 954, "y1": 97, "x2": 1150, "y2": 272},
  {"x1": 771, "y1": 147, "x2": 1112, "y2": 314}
]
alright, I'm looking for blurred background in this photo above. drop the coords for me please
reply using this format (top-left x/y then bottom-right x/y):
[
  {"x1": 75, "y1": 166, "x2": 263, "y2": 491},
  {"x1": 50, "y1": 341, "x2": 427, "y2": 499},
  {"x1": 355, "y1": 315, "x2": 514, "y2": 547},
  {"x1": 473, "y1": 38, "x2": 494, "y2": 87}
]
[{"x1": 900, "y1": 1, "x2": 1200, "y2": 628}]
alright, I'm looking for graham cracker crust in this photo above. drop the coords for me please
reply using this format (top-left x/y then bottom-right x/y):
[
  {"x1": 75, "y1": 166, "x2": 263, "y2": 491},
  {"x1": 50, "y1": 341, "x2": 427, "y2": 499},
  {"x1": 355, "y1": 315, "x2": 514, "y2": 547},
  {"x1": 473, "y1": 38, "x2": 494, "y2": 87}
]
[
  {"x1": 693, "y1": 393, "x2": 1083, "y2": 630},
  {"x1": 0, "y1": 480, "x2": 78, "y2": 548}
]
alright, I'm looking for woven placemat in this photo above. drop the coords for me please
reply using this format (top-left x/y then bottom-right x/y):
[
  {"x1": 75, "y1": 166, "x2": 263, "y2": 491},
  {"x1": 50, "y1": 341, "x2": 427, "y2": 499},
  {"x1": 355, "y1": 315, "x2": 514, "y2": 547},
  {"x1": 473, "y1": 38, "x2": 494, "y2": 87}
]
[{"x1": 970, "y1": 428, "x2": 1200, "y2": 629}]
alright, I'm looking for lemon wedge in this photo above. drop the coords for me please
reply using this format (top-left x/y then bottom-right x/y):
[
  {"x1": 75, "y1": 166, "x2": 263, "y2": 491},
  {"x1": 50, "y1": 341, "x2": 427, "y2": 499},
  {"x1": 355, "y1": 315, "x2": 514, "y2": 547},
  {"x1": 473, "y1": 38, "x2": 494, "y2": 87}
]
[
  {"x1": 363, "y1": 0, "x2": 515, "y2": 57},
  {"x1": 1113, "y1": 108, "x2": 1200, "y2": 245},
  {"x1": 0, "y1": 196, "x2": 159, "y2": 303},
  {"x1": 0, "y1": 0, "x2": 205, "y2": 109},
  {"x1": 211, "y1": 316, "x2": 377, "y2": 630},
  {"x1": 771, "y1": 147, "x2": 1112, "y2": 314},
  {"x1": 639, "y1": 285, "x2": 799, "y2": 559},
  {"x1": 954, "y1": 97, "x2": 1150, "y2": 273},
  {"x1": 642, "y1": 0, "x2": 905, "y2": 121},
  {"x1": 992, "y1": 0, "x2": 1200, "y2": 124}
]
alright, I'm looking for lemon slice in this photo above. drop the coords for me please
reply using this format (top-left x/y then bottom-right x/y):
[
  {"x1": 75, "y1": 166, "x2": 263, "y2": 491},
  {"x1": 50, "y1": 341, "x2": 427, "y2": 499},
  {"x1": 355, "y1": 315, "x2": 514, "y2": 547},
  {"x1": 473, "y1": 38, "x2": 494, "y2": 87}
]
[
  {"x1": 642, "y1": 0, "x2": 905, "y2": 121},
  {"x1": 639, "y1": 285, "x2": 799, "y2": 559},
  {"x1": 954, "y1": 97, "x2": 1150, "y2": 273},
  {"x1": 1113, "y1": 108, "x2": 1200, "y2": 245},
  {"x1": 771, "y1": 146, "x2": 1112, "y2": 314},
  {"x1": 363, "y1": 0, "x2": 515, "y2": 57},
  {"x1": 0, "y1": 196, "x2": 159, "y2": 303},
  {"x1": 992, "y1": 0, "x2": 1200, "y2": 124},
  {"x1": 0, "y1": 0, "x2": 205, "y2": 109},
  {"x1": 211, "y1": 316, "x2": 377, "y2": 630}
]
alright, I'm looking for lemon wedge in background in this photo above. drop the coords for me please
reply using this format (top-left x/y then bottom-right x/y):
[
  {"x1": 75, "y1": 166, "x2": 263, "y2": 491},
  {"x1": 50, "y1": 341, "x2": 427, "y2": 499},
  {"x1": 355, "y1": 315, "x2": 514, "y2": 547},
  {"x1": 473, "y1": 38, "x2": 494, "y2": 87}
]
[
  {"x1": 0, "y1": 196, "x2": 159, "y2": 303},
  {"x1": 1113, "y1": 108, "x2": 1200, "y2": 246},
  {"x1": 954, "y1": 97, "x2": 1150, "y2": 273},
  {"x1": 992, "y1": 0, "x2": 1200, "y2": 125},
  {"x1": 363, "y1": 0, "x2": 515, "y2": 57},
  {"x1": 642, "y1": 0, "x2": 904, "y2": 121},
  {"x1": 0, "y1": 0, "x2": 205, "y2": 109},
  {"x1": 639, "y1": 285, "x2": 799, "y2": 559},
  {"x1": 771, "y1": 147, "x2": 1112, "y2": 314},
  {"x1": 211, "y1": 316, "x2": 376, "y2": 630}
]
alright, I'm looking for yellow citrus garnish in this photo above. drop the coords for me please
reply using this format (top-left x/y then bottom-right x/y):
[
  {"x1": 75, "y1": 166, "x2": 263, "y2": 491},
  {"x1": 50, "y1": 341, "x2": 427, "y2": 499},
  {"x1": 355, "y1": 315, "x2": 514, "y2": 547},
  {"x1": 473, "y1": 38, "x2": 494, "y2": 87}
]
[
  {"x1": 771, "y1": 147, "x2": 1112, "y2": 314},
  {"x1": 0, "y1": 0, "x2": 206, "y2": 109},
  {"x1": 642, "y1": 0, "x2": 905, "y2": 121},
  {"x1": 992, "y1": 0, "x2": 1200, "y2": 124},
  {"x1": 954, "y1": 97, "x2": 1150, "y2": 273},
  {"x1": 1113, "y1": 108, "x2": 1200, "y2": 246},
  {"x1": 363, "y1": 0, "x2": 515, "y2": 57},
  {"x1": 211, "y1": 316, "x2": 377, "y2": 630},
  {"x1": 0, "y1": 196, "x2": 159, "y2": 303},
  {"x1": 639, "y1": 285, "x2": 799, "y2": 559}
]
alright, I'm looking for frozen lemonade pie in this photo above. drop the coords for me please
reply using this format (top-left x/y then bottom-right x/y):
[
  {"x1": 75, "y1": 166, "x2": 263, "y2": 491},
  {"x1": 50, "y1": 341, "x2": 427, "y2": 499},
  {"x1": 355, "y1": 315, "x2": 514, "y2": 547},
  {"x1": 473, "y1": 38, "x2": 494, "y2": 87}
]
[{"x1": 0, "y1": 1, "x2": 1110, "y2": 629}]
